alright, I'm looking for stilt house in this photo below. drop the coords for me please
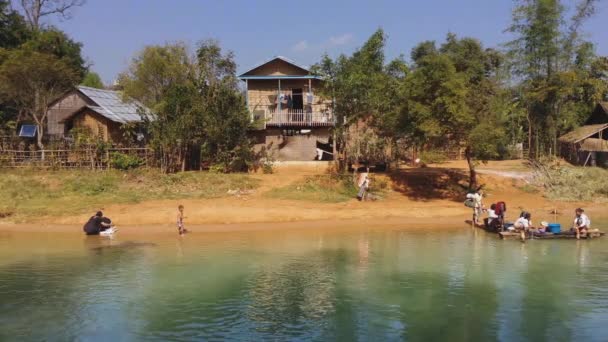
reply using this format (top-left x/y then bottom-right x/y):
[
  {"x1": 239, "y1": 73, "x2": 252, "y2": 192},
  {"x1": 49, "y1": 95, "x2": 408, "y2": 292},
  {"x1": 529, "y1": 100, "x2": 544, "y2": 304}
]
[{"x1": 239, "y1": 56, "x2": 335, "y2": 161}]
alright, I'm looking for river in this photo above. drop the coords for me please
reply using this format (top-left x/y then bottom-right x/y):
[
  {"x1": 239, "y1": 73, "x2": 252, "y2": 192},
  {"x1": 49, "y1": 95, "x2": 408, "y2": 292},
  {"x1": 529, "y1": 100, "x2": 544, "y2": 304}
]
[{"x1": 1, "y1": 226, "x2": 607, "y2": 341}]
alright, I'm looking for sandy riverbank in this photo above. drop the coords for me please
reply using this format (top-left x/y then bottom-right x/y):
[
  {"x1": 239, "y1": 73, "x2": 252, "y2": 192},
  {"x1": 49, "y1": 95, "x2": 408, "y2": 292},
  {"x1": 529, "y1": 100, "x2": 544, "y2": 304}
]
[{"x1": 1, "y1": 160, "x2": 606, "y2": 234}]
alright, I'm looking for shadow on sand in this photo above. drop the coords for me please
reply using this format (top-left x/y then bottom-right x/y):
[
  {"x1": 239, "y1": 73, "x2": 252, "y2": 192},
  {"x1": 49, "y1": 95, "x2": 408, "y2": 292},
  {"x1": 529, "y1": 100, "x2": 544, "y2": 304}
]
[{"x1": 388, "y1": 167, "x2": 469, "y2": 202}]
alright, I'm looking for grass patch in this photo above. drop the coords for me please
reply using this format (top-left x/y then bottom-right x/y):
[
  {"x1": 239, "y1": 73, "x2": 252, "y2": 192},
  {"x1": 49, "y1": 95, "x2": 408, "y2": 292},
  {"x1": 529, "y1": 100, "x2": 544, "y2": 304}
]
[
  {"x1": 0, "y1": 168, "x2": 259, "y2": 221},
  {"x1": 266, "y1": 174, "x2": 388, "y2": 203},
  {"x1": 518, "y1": 184, "x2": 540, "y2": 194},
  {"x1": 538, "y1": 166, "x2": 608, "y2": 202}
]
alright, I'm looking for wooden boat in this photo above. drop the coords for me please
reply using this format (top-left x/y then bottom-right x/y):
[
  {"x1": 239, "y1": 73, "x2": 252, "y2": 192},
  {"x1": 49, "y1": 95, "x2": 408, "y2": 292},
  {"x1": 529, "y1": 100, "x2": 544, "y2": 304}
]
[
  {"x1": 499, "y1": 229, "x2": 605, "y2": 240},
  {"x1": 466, "y1": 220, "x2": 605, "y2": 240}
]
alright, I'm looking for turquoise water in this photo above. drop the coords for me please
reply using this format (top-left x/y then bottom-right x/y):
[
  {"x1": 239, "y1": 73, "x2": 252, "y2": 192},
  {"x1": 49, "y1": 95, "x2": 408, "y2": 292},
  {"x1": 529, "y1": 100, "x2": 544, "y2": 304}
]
[{"x1": 1, "y1": 227, "x2": 608, "y2": 341}]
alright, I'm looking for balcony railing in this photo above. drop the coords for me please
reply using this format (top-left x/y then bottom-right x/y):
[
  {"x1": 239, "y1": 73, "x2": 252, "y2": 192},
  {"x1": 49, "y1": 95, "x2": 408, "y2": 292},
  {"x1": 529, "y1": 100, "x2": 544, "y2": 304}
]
[{"x1": 265, "y1": 109, "x2": 334, "y2": 127}]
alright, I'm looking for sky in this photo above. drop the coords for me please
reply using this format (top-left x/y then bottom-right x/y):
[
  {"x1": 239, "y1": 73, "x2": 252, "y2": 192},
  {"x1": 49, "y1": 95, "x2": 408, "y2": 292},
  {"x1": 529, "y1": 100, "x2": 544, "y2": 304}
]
[{"x1": 43, "y1": 0, "x2": 608, "y2": 84}]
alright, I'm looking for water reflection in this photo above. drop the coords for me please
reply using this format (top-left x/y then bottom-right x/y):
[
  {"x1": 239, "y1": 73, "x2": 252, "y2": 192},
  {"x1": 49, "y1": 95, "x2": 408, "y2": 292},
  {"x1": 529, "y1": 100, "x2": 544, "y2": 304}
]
[{"x1": 0, "y1": 228, "x2": 607, "y2": 341}]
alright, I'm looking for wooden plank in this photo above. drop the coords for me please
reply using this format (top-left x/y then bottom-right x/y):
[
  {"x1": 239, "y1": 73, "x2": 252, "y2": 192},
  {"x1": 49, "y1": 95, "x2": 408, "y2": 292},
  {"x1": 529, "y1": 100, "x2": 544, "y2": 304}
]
[{"x1": 499, "y1": 231, "x2": 605, "y2": 240}]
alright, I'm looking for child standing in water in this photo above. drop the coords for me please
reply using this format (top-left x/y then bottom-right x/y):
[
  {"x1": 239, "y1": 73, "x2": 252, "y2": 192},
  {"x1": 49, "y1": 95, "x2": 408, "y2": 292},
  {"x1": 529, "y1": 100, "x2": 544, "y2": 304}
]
[{"x1": 177, "y1": 205, "x2": 187, "y2": 235}]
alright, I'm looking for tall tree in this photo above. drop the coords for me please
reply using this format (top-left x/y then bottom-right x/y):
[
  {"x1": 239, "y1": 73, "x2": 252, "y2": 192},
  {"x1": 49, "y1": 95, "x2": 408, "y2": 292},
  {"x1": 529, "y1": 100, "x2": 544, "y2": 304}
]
[
  {"x1": 401, "y1": 35, "x2": 507, "y2": 189},
  {"x1": 312, "y1": 29, "x2": 401, "y2": 168},
  {"x1": 16, "y1": 0, "x2": 85, "y2": 30},
  {"x1": 0, "y1": 48, "x2": 80, "y2": 151},
  {"x1": 21, "y1": 27, "x2": 87, "y2": 78},
  {"x1": 506, "y1": 0, "x2": 603, "y2": 158}
]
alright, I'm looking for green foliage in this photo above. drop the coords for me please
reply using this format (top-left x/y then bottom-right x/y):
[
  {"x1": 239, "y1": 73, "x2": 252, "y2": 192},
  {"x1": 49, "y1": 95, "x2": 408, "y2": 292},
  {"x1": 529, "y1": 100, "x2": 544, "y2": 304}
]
[
  {"x1": 311, "y1": 29, "x2": 405, "y2": 165},
  {"x1": 0, "y1": 169, "x2": 259, "y2": 220},
  {"x1": 81, "y1": 71, "x2": 104, "y2": 88},
  {"x1": 506, "y1": 0, "x2": 607, "y2": 158},
  {"x1": 110, "y1": 152, "x2": 144, "y2": 170},
  {"x1": 0, "y1": 0, "x2": 30, "y2": 49},
  {"x1": 121, "y1": 40, "x2": 252, "y2": 173},
  {"x1": 0, "y1": 48, "x2": 80, "y2": 148}
]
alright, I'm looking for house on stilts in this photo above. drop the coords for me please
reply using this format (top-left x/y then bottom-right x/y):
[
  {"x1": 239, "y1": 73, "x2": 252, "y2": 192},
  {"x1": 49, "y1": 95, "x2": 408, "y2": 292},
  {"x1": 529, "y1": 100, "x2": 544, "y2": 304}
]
[
  {"x1": 239, "y1": 56, "x2": 335, "y2": 161},
  {"x1": 558, "y1": 102, "x2": 608, "y2": 167}
]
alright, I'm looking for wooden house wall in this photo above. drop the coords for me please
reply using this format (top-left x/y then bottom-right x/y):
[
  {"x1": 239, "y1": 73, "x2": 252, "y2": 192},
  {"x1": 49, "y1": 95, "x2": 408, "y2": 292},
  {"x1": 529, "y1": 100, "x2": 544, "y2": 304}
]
[
  {"x1": 247, "y1": 79, "x2": 331, "y2": 115},
  {"x1": 71, "y1": 110, "x2": 124, "y2": 143},
  {"x1": 46, "y1": 92, "x2": 93, "y2": 136}
]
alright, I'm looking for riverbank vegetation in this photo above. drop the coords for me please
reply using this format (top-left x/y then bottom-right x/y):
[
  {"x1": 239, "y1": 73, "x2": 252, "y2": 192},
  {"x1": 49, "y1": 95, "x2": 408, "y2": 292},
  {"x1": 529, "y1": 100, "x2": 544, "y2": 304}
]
[
  {"x1": 0, "y1": 169, "x2": 258, "y2": 220},
  {"x1": 534, "y1": 164, "x2": 608, "y2": 202}
]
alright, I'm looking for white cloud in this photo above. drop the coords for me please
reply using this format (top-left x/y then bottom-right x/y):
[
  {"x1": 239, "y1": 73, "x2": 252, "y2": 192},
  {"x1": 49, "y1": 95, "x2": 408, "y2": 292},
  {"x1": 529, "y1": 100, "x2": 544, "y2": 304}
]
[
  {"x1": 292, "y1": 40, "x2": 309, "y2": 52},
  {"x1": 327, "y1": 33, "x2": 354, "y2": 47}
]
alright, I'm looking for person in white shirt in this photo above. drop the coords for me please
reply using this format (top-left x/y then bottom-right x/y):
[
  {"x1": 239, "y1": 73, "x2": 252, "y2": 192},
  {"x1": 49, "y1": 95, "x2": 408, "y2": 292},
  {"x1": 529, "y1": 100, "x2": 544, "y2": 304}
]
[
  {"x1": 514, "y1": 212, "x2": 533, "y2": 241},
  {"x1": 573, "y1": 208, "x2": 591, "y2": 239},
  {"x1": 485, "y1": 203, "x2": 500, "y2": 231}
]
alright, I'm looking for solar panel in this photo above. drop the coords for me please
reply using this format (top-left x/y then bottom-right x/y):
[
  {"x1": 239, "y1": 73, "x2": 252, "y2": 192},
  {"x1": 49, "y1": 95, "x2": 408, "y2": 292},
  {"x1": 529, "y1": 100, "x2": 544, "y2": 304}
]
[{"x1": 19, "y1": 125, "x2": 37, "y2": 137}]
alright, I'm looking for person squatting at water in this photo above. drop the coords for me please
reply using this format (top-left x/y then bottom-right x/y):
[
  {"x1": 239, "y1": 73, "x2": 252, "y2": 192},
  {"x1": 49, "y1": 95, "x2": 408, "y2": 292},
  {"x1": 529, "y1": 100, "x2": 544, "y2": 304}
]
[
  {"x1": 177, "y1": 204, "x2": 188, "y2": 235},
  {"x1": 514, "y1": 211, "x2": 534, "y2": 242},
  {"x1": 572, "y1": 208, "x2": 591, "y2": 240},
  {"x1": 83, "y1": 211, "x2": 113, "y2": 235}
]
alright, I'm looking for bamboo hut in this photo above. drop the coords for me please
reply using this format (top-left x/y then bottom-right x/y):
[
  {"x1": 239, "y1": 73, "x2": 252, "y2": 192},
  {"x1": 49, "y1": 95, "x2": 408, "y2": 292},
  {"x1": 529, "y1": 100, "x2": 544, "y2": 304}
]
[{"x1": 558, "y1": 102, "x2": 608, "y2": 167}]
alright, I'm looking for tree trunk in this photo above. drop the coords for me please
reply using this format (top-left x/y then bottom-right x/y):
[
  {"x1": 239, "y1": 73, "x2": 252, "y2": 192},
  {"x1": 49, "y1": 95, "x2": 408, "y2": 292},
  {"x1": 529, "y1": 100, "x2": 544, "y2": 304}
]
[
  {"x1": 36, "y1": 124, "x2": 45, "y2": 160},
  {"x1": 465, "y1": 146, "x2": 477, "y2": 191}
]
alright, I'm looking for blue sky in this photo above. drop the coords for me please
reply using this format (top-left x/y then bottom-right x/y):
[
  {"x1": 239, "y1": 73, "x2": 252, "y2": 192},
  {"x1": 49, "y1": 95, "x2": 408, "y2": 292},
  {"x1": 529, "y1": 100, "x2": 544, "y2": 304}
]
[{"x1": 47, "y1": 0, "x2": 608, "y2": 84}]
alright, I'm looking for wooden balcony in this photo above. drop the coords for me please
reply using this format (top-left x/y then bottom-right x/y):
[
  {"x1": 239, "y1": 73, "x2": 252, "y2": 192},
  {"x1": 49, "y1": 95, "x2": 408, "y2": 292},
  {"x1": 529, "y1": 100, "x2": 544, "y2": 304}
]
[{"x1": 265, "y1": 109, "x2": 334, "y2": 127}]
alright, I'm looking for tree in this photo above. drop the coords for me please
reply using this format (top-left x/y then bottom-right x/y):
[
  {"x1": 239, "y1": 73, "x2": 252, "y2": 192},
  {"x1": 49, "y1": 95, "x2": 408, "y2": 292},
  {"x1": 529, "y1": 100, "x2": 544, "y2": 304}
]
[
  {"x1": 81, "y1": 71, "x2": 103, "y2": 88},
  {"x1": 312, "y1": 29, "x2": 401, "y2": 168},
  {"x1": 401, "y1": 35, "x2": 507, "y2": 189},
  {"x1": 1, "y1": 0, "x2": 29, "y2": 49},
  {"x1": 0, "y1": 48, "x2": 80, "y2": 151},
  {"x1": 21, "y1": 27, "x2": 87, "y2": 78},
  {"x1": 120, "y1": 41, "x2": 251, "y2": 173},
  {"x1": 506, "y1": 0, "x2": 603, "y2": 158},
  {"x1": 16, "y1": 0, "x2": 85, "y2": 30}
]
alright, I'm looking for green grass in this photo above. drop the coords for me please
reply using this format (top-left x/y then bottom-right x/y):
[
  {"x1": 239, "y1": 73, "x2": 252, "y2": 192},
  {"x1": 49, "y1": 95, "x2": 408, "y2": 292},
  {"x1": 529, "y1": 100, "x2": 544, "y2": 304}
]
[
  {"x1": 539, "y1": 166, "x2": 608, "y2": 202},
  {"x1": 265, "y1": 174, "x2": 368, "y2": 203},
  {"x1": 0, "y1": 169, "x2": 259, "y2": 221}
]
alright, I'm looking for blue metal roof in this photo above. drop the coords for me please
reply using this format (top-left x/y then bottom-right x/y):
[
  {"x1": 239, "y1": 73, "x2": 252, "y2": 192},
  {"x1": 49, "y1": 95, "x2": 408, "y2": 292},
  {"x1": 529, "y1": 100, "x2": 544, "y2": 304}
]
[{"x1": 76, "y1": 86, "x2": 151, "y2": 123}]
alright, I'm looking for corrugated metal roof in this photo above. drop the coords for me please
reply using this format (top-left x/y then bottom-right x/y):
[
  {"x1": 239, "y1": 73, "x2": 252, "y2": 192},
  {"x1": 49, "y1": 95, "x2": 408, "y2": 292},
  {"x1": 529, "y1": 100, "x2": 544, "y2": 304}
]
[
  {"x1": 238, "y1": 56, "x2": 310, "y2": 77},
  {"x1": 558, "y1": 124, "x2": 608, "y2": 144},
  {"x1": 77, "y1": 86, "x2": 149, "y2": 124}
]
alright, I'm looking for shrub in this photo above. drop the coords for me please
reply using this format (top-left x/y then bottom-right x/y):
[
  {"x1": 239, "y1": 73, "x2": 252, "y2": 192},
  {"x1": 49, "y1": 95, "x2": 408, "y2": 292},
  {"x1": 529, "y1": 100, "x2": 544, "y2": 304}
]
[{"x1": 110, "y1": 152, "x2": 144, "y2": 170}]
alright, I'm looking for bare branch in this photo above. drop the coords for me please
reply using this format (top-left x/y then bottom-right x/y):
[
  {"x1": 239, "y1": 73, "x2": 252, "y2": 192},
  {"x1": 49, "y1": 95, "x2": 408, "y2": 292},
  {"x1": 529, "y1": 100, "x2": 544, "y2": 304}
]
[{"x1": 17, "y1": 0, "x2": 85, "y2": 30}]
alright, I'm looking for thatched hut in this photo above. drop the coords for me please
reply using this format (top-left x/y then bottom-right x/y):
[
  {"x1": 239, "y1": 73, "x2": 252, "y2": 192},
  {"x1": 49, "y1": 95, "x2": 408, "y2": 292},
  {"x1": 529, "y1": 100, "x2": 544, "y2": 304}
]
[{"x1": 558, "y1": 103, "x2": 608, "y2": 167}]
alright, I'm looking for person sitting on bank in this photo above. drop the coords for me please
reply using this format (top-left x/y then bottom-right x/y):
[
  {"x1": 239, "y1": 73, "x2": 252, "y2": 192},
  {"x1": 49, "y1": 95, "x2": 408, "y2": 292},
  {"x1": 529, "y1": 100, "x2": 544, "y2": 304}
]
[
  {"x1": 572, "y1": 208, "x2": 591, "y2": 240},
  {"x1": 485, "y1": 204, "x2": 500, "y2": 231},
  {"x1": 83, "y1": 211, "x2": 112, "y2": 236}
]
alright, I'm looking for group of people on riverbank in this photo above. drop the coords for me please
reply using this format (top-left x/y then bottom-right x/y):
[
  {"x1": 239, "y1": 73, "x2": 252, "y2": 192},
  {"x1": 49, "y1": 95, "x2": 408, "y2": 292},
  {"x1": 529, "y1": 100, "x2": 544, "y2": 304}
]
[{"x1": 469, "y1": 189, "x2": 592, "y2": 240}]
